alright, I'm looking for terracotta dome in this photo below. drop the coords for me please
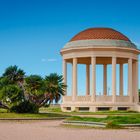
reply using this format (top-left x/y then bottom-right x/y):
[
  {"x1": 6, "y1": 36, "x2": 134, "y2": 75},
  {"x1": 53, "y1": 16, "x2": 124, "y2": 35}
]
[{"x1": 70, "y1": 28, "x2": 130, "y2": 42}]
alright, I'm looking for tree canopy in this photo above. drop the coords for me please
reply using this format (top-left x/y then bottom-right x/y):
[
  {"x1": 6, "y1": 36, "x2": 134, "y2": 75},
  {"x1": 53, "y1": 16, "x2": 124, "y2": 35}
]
[{"x1": 0, "y1": 65, "x2": 66, "y2": 113}]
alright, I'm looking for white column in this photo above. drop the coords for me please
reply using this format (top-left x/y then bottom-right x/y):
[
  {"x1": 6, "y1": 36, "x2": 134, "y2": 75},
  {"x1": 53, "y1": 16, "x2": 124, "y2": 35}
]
[
  {"x1": 120, "y1": 63, "x2": 123, "y2": 96},
  {"x1": 135, "y1": 61, "x2": 139, "y2": 103},
  {"x1": 63, "y1": 59, "x2": 67, "y2": 95},
  {"x1": 128, "y1": 58, "x2": 133, "y2": 103},
  {"x1": 132, "y1": 62, "x2": 136, "y2": 102},
  {"x1": 103, "y1": 64, "x2": 107, "y2": 96},
  {"x1": 72, "y1": 58, "x2": 77, "y2": 101},
  {"x1": 112, "y1": 57, "x2": 116, "y2": 102},
  {"x1": 132, "y1": 61, "x2": 139, "y2": 103},
  {"x1": 86, "y1": 64, "x2": 90, "y2": 96},
  {"x1": 91, "y1": 57, "x2": 96, "y2": 102}
]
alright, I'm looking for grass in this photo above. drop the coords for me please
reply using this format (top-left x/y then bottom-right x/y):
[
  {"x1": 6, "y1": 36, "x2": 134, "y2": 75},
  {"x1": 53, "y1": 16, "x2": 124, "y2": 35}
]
[
  {"x1": 0, "y1": 108, "x2": 69, "y2": 119},
  {"x1": 40, "y1": 107, "x2": 140, "y2": 128},
  {"x1": 0, "y1": 108, "x2": 7, "y2": 113},
  {"x1": 0, "y1": 113, "x2": 69, "y2": 119},
  {"x1": 40, "y1": 106, "x2": 62, "y2": 113},
  {"x1": 0, "y1": 107, "x2": 140, "y2": 125},
  {"x1": 67, "y1": 115, "x2": 140, "y2": 128},
  {"x1": 1, "y1": 107, "x2": 140, "y2": 129},
  {"x1": 67, "y1": 115, "x2": 140, "y2": 124}
]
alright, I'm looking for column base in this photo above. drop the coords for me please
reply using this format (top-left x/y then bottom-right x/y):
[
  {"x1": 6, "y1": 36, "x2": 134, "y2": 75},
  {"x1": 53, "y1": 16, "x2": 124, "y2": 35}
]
[
  {"x1": 111, "y1": 106, "x2": 118, "y2": 111},
  {"x1": 89, "y1": 107, "x2": 97, "y2": 112}
]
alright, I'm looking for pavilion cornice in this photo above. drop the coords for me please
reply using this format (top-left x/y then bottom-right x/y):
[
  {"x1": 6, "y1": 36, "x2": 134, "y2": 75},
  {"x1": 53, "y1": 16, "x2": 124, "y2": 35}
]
[{"x1": 61, "y1": 46, "x2": 140, "y2": 56}]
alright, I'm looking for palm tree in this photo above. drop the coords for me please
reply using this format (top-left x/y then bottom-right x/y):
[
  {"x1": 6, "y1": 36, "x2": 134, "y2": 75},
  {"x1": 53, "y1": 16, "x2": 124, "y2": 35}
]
[
  {"x1": 43, "y1": 73, "x2": 66, "y2": 106},
  {"x1": 0, "y1": 85, "x2": 23, "y2": 104},
  {"x1": 24, "y1": 75, "x2": 45, "y2": 105},
  {"x1": 0, "y1": 66, "x2": 25, "y2": 110},
  {"x1": 0, "y1": 66, "x2": 66, "y2": 111},
  {"x1": 2, "y1": 65, "x2": 26, "y2": 97},
  {"x1": 24, "y1": 74, "x2": 66, "y2": 108},
  {"x1": 3, "y1": 65, "x2": 25, "y2": 85},
  {"x1": 0, "y1": 101, "x2": 9, "y2": 109},
  {"x1": 25, "y1": 75, "x2": 44, "y2": 92}
]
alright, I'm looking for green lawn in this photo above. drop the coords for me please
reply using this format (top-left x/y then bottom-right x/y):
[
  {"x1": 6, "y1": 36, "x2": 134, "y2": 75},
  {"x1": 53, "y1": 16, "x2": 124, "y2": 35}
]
[
  {"x1": 0, "y1": 107, "x2": 140, "y2": 124},
  {"x1": 0, "y1": 108, "x2": 7, "y2": 113},
  {"x1": 0, "y1": 108, "x2": 69, "y2": 119},
  {"x1": 0, "y1": 113, "x2": 69, "y2": 119},
  {"x1": 67, "y1": 115, "x2": 140, "y2": 124},
  {"x1": 0, "y1": 112, "x2": 70, "y2": 119},
  {"x1": 40, "y1": 107, "x2": 140, "y2": 126},
  {"x1": 40, "y1": 106, "x2": 62, "y2": 113}
]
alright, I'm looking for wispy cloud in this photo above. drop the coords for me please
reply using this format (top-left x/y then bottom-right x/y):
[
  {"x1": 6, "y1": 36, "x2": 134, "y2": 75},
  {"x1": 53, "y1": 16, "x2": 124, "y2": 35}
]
[
  {"x1": 41, "y1": 58, "x2": 57, "y2": 62},
  {"x1": 47, "y1": 59, "x2": 57, "y2": 62}
]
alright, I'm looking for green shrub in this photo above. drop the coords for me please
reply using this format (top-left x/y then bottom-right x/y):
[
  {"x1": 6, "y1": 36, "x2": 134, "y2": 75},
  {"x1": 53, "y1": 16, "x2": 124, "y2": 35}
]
[
  {"x1": 106, "y1": 121, "x2": 122, "y2": 129},
  {"x1": 10, "y1": 101, "x2": 39, "y2": 113}
]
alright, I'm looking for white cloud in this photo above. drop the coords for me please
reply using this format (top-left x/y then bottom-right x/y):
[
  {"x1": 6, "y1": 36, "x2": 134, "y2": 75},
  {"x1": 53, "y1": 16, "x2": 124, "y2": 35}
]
[
  {"x1": 41, "y1": 58, "x2": 57, "y2": 62},
  {"x1": 47, "y1": 59, "x2": 57, "y2": 62}
]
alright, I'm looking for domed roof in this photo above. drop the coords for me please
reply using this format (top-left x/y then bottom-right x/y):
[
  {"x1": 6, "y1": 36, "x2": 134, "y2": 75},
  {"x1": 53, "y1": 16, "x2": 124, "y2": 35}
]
[{"x1": 70, "y1": 28, "x2": 130, "y2": 42}]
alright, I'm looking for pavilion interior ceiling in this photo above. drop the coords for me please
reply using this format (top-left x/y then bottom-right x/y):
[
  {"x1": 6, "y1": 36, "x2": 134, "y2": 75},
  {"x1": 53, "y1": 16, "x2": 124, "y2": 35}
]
[{"x1": 66, "y1": 57, "x2": 130, "y2": 65}]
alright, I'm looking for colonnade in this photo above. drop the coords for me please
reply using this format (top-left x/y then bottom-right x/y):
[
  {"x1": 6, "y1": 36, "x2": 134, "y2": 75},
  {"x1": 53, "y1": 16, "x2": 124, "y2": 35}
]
[{"x1": 63, "y1": 57, "x2": 139, "y2": 103}]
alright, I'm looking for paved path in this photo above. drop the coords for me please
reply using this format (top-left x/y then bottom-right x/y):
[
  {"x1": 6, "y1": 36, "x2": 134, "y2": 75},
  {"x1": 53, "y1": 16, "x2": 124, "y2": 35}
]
[{"x1": 0, "y1": 120, "x2": 139, "y2": 140}]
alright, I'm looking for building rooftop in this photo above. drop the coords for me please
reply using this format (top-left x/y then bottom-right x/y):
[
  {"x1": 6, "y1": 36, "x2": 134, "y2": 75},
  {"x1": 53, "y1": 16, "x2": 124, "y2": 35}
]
[{"x1": 70, "y1": 28, "x2": 130, "y2": 42}]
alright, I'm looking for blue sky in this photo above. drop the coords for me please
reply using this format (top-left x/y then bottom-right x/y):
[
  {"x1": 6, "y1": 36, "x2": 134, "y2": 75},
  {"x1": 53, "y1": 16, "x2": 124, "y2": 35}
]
[{"x1": 0, "y1": 0, "x2": 140, "y2": 95}]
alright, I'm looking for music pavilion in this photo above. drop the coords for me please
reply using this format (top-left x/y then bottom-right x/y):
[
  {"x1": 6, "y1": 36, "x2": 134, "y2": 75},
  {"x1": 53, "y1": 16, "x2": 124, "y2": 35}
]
[{"x1": 60, "y1": 28, "x2": 140, "y2": 112}]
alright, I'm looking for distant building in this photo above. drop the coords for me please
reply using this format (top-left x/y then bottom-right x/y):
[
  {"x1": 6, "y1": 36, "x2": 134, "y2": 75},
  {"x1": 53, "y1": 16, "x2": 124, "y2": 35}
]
[{"x1": 60, "y1": 28, "x2": 140, "y2": 112}]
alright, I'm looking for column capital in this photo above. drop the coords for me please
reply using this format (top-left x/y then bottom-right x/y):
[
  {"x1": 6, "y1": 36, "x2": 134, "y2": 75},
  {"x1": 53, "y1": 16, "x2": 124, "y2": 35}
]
[
  {"x1": 73, "y1": 57, "x2": 78, "y2": 60},
  {"x1": 112, "y1": 56, "x2": 116, "y2": 58},
  {"x1": 128, "y1": 58, "x2": 132, "y2": 61},
  {"x1": 91, "y1": 56, "x2": 96, "y2": 59},
  {"x1": 112, "y1": 56, "x2": 117, "y2": 60},
  {"x1": 91, "y1": 57, "x2": 96, "y2": 64}
]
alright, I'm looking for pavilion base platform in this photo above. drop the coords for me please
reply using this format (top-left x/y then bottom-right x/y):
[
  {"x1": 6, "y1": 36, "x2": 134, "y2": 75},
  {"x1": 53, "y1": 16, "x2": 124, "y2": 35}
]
[
  {"x1": 61, "y1": 96, "x2": 140, "y2": 112},
  {"x1": 61, "y1": 104, "x2": 140, "y2": 112}
]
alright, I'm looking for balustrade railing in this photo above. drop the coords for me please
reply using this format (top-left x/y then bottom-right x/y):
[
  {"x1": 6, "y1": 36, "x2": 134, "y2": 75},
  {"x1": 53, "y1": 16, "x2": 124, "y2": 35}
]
[{"x1": 63, "y1": 95, "x2": 130, "y2": 103}]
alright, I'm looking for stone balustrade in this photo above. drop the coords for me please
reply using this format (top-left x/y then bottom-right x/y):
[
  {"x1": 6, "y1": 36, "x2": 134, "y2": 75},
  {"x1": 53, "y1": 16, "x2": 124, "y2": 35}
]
[
  {"x1": 76, "y1": 95, "x2": 91, "y2": 102},
  {"x1": 63, "y1": 96, "x2": 72, "y2": 102},
  {"x1": 63, "y1": 95, "x2": 130, "y2": 103},
  {"x1": 96, "y1": 95, "x2": 112, "y2": 102},
  {"x1": 116, "y1": 96, "x2": 129, "y2": 102}
]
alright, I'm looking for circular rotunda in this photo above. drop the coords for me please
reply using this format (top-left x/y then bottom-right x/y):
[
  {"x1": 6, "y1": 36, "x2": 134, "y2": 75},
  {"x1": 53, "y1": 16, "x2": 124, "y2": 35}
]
[{"x1": 60, "y1": 28, "x2": 140, "y2": 112}]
